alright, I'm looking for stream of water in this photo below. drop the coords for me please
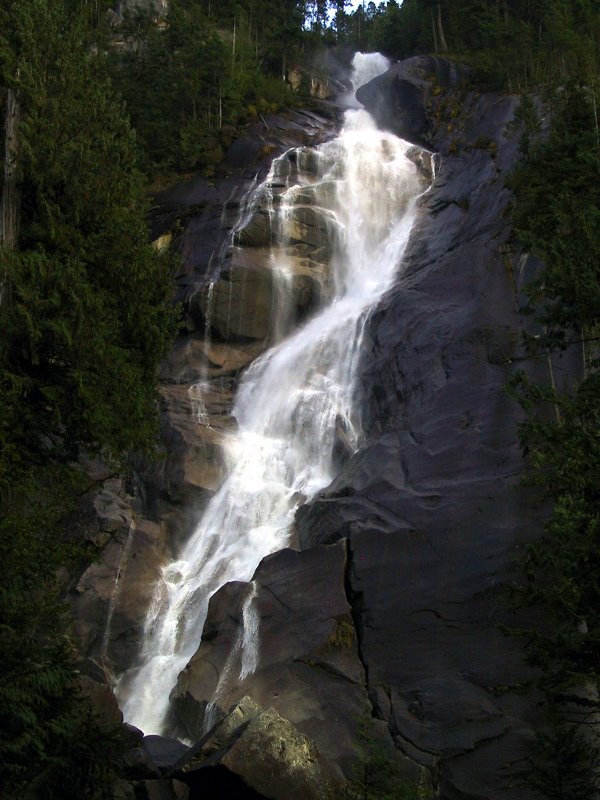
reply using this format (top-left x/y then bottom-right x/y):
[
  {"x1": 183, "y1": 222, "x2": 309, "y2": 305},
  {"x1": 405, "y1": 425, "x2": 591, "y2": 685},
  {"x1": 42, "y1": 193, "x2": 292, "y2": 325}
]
[{"x1": 118, "y1": 53, "x2": 424, "y2": 735}]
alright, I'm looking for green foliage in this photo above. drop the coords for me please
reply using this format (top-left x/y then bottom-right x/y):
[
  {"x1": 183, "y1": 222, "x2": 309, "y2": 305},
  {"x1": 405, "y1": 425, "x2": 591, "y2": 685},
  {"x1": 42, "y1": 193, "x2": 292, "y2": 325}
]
[
  {"x1": 509, "y1": 371, "x2": 600, "y2": 695},
  {"x1": 515, "y1": 706, "x2": 600, "y2": 800},
  {"x1": 506, "y1": 73, "x2": 600, "y2": 800},
  {"x1": 508, "y1": 86, "x2": 600, "y2": 348},
  {"x1": 0, "y1": 467, "x2": 127, "y2": 800},
  {"x1": 346, "y1": 718, "x2": 434, "y2": 800},
  {"x1": 337, "y1": 0, "x2": 600, "y2": 91},
  {"x1": 108, "y1": 0, "x2": 318, "y2": 176},
  {"x1": 0, "y1": 1, "x2": 177, "y2": 795},
  {"x1": 0, "y1": 0, "x2": 177, "y2": 465}
]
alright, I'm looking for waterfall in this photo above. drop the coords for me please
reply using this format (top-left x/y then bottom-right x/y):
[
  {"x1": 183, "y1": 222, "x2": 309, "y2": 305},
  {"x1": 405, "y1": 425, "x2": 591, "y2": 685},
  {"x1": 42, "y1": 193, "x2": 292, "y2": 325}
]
[
  {"x1": 118, "y1": 54, "x2": 424, "y2": 736},
  {"x1": 344, "y1": 51, "x2": 391, "y2": 107}
]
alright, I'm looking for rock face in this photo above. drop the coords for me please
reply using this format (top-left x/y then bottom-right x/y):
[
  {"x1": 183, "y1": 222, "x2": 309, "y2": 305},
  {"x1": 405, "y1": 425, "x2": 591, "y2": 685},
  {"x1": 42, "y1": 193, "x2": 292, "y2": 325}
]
[
  {"x1": 169, "y1": 542, "x2": 370, "y2": 778},
  {"x1": 355, "y1": 55, "x2": 468, "y2": 149},
  {"x1": 295, "y1": 57, "x2": 581, "y2": 799},
  {"x1": 172, "y1": 696, "x2": 343, "y2": 800},
  {"x1": 67, "y1": 58, "x2": 584, "y2": 800},
  {"x1": 68, "y1": 106, "x2": 339, "y2": 679}
]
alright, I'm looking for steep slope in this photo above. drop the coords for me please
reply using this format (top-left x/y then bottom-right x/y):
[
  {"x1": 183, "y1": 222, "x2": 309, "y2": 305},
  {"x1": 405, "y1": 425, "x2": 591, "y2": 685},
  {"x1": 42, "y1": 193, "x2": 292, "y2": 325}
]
[
  {"x1": 68, "y1": 57, "x2": 584, "y2": 799},
  {"x1": 166, "y1": 57, "x2": 582, "y2": 799},
  {"x1": 294, "y1": 56, "x2": 583, "y2": 798}
]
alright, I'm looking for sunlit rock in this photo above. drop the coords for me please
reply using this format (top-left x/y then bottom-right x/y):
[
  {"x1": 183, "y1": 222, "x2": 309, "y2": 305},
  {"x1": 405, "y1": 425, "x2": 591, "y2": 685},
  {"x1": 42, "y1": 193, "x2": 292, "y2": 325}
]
[{"x1": 176, "y1": 696, "x2": 343, "y2": 800}]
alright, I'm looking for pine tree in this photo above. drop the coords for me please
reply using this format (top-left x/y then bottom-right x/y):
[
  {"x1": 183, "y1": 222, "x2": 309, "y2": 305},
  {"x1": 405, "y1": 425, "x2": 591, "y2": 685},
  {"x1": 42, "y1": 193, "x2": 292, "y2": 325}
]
[{"x1": 0, "y1": 2, "x2": 177, "y2": 794}]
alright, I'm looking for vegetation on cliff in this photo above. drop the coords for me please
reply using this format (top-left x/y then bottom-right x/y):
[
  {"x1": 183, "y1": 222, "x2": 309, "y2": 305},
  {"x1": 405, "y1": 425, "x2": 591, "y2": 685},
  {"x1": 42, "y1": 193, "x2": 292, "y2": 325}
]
[
  {"x1": 104, "y1": 0, "x2": 347, "y2": 176},
  {"x1": 507, "y1": 84, "x2": 600, "y2": 798},
  {"x1": 1, "y1": 0, "x2": 599, "y2": 797},
  {"x1": 0, "y1": 1, "x2": 176, "y2": 795},
  {"x1": 338, "y1": 1, "x2": 599, "y2": 90}
]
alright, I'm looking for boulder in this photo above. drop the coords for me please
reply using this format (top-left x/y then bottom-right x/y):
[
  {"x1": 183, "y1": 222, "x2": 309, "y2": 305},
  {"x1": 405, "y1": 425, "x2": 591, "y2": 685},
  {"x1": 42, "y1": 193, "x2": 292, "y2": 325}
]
[
  {"x1": 170, "y1": 542, "x2": 369, "y2": 778},
  {"x1": 157, "y1": 335, "x2": 265, "y2": 383},
  {"x1": 191, "y1": 262, "x2": 274, "y2": 341},
  {"x1": 189, "y1": 245, "x2": 329, "y2": 343},
  {"x1": 356, "y1": 55, "x2": 468, "y2": 149},
  {"x1": 175, "y1": 696, "x2": 343, "y2": 800},
  {"x1": 143, "y1": 736, "x2": 190, "y2": 772}
]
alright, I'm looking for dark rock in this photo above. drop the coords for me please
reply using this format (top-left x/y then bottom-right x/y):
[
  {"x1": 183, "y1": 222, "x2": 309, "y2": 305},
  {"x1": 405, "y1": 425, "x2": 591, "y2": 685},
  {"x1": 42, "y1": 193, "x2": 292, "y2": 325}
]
[
  {"x1": 137, "y1": 779, "x2": 189, "y2": 800},
  {"x1": 174, "y1": 696, "x2": 344, "y2": 800},
  {"x1": 170, "y1": 542, "x2": 369, "y2": 778},
  {"x1": 295, "y1": 58, "x2": 583, "y2": 799},
  {"x1": 191, "y1": 261, "x2": 275, "y2": 341},
  {"x1": 76, "y1": 658, "x2": 123, "y2": 728},
  {"x1": 157, "y1": 334, "x2": 265, "y2": 384},
  {"x1": 71, "y1": 515, "x2": 171, "y2": 674},
  {"x1": 356, "y1": 56, "x2": 468, "y2": 149},
  {"x1": 143, "y1": 735, "x2": 190, "y2": 771}
]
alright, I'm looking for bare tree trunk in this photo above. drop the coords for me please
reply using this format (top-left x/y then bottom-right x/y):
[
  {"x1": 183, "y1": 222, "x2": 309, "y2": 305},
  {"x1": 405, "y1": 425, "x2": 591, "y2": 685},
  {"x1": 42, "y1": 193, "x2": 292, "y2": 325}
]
[
  {"x1": 232, "y1": 17, "x2": 236, "y2": 67},
  {"x1": 431, "y1": 7, "x2": 439, "y2": 52},
  {"x1": 591, "y1": 86, "x2": 600, "y2": 170},
  {"x1": 219, "y1": 81, "x2": 222, "y2": 129},
  {"x1": 0, "y1": 86, "x2": 20, "y2": 308},
  {"x1": 436, "y1": 2, "x2": 448, "y2": 52},
  {"x1": 544, "y1": 325, "x2": 562, "y2": 424}
]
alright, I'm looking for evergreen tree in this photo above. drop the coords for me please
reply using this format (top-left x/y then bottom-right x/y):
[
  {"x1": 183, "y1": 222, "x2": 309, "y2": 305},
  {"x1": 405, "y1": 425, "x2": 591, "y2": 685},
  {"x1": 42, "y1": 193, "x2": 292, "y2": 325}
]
[
  {"x1": 507, "y1": 78, "x2": 600, "y2": 800},
  {"x1": 0, "y1": 1, "x2": 176, "y2": 795}
]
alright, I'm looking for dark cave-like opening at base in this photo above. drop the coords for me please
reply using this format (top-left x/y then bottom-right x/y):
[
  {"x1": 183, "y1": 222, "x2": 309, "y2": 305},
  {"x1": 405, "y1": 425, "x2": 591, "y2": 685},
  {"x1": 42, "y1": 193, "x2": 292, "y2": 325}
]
[{"x1": 181, "y1": 765, "x2": 270, "y2": 799}]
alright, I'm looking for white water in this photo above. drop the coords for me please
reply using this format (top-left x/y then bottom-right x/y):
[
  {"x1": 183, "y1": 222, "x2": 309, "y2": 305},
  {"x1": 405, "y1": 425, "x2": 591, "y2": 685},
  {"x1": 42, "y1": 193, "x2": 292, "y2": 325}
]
[
  {"x1": 119, "y1": 56, "x2": 423, "y2": 735},
  {"x1": 344, "y1": 51, "x2": 391, "y2": 107}
]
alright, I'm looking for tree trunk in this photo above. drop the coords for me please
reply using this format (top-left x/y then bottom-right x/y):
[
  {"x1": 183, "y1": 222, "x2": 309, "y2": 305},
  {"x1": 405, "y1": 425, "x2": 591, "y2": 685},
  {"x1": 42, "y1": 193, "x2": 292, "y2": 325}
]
[
  {"x1": 232, "y1": 17, "x2": 236, "y2": 66},
  {"x1": 431, "y1": 7, "x2": 439, "y2": 52},
  {"x1": 0, "y1": 86, "x2": 21, "y2": 308},
  {"x1": 435, "y1": 2, "x2": 448, "y2": 52}
]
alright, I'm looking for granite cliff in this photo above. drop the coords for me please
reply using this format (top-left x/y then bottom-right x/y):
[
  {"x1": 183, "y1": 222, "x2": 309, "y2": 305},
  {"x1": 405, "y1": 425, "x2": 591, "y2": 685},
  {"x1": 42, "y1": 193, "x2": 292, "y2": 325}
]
[{"x1": 67, "y1": 57, "x2": 581, "y2": 799}]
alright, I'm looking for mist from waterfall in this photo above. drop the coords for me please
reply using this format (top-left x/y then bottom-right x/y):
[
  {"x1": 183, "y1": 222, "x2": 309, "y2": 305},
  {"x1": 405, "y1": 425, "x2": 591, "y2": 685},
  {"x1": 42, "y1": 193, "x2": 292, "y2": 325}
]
[
  {"x1": 344, "y1": 50, "x2": 391, "y2": 107},
  {"x1": 117, "y1": 53, "x2": 423, "y2": 735}
]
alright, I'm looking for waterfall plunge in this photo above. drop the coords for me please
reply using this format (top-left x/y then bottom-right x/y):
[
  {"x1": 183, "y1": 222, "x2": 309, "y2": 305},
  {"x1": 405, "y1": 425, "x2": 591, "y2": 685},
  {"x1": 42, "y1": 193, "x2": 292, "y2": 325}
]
[{"x1": 118, "y1": 67, "x2": 423, "y2": 737}]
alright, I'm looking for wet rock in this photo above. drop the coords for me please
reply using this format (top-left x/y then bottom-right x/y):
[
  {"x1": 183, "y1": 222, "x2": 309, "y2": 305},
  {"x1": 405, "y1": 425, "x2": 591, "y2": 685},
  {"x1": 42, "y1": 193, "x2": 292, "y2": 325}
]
[
  {"x1": 192, "y1": 262, "x2": 274, "y2": 341},
  {"x1": 356, "y1": 55, "x2": 468, "y2": 149},
  {"x1": 287, "y1": 204, "x2": 337, "y2": 252},
  {"x1": 158, "y1": 381, "x2": 233, "y2": 501},
  {"x1": 235, "y1": 210, "x2": 273, "y2": 248},
  {"x1": 143, "y1": 736, "x2": 190, "y2": 772},
  {"x1": 76, "y1": 658, "x2": 124, "y2": 728},
  {"x1": 294, "y1": 58, "x2": 583, "y2": 800},
  {"x1": 189, "y1": 245, "x2": 329, "y2": 343},
  {"x1": 175, "y1": 696, "x2": 343, "y2": 800},
  {"x1": 170, "y1": 542, "x2": 368, "y2": 778},
  {"x1": 157, "y1": 335, "x2": 265, "y2": 383},
  {"x1": 71, "y1": 515, "x2": 170, "y2": 674}
]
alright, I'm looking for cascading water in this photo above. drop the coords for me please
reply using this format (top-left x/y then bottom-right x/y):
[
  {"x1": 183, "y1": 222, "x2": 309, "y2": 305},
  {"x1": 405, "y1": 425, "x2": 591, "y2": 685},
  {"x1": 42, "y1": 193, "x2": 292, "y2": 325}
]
[
  {"x1": 118, "y1": 54, "x2": 425, "y2": 735},
  {"x1": 344, "y1": 50, "x2": 391, "y2": 107}
]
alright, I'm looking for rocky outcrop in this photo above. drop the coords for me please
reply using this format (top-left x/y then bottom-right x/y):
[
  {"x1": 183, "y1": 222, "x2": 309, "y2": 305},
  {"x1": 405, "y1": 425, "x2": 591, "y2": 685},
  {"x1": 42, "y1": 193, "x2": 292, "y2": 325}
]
[
  {"x1": 294, "y1": 57, "x2": 582, "y2": 799},
  {"x1": 355, "y1": 55, "x2": 468, "y2": 149},
  {"x1": 66, "y1": 57, "x2": 583, "y2": 800},
  {"x1": 68, "y1": 106, "x2": 339, "y2": 688},
  {"x1": 287, "y1": 65, "x2": 346, "y2": 101},
  {"x1": 169, "y1": 542, "x2": 370, "y2": 778},
  {"x1": 171, "y1": 696, "x2": 343, "y2": 800}
]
